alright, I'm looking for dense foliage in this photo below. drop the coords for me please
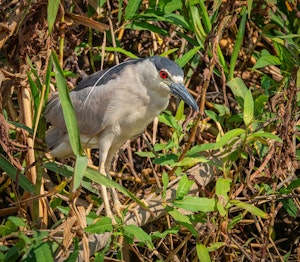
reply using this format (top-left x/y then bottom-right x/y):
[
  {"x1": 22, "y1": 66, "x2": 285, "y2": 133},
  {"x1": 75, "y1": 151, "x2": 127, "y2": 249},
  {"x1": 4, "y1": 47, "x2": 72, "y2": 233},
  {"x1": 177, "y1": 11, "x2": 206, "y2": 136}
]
[{"x1": 0, "y1": 0, "x2": 299, "y2": 261}]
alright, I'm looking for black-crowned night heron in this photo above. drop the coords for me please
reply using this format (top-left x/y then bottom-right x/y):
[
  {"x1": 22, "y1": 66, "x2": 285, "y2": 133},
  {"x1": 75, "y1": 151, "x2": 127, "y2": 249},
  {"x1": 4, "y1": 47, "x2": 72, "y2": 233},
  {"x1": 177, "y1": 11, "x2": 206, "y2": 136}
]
[{"x1": 45, "y1": 56, "x2": 198, "y2": 219}]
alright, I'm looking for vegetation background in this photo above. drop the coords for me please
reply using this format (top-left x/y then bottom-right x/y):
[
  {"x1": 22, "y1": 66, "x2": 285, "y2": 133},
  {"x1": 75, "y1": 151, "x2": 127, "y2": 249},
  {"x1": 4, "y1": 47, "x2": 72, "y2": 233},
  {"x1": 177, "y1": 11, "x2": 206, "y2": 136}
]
[{"x1": 0, "y1": 0, "x2": 300, "y2": 261}]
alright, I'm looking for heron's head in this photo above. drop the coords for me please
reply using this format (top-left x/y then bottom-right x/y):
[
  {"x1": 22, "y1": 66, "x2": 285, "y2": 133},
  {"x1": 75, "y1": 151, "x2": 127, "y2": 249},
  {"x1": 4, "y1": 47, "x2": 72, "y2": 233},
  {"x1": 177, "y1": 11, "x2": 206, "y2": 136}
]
[{"x1": 143, "y1": 56, "x2": 198, "y2": 112}]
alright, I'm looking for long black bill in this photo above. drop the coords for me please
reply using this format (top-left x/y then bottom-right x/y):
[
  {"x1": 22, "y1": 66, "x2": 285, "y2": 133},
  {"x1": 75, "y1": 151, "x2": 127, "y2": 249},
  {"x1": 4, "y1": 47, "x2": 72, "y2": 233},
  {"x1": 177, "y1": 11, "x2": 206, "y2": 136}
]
[{"x1": 170, "y1": 82, "x2": 199, "y2": 112}]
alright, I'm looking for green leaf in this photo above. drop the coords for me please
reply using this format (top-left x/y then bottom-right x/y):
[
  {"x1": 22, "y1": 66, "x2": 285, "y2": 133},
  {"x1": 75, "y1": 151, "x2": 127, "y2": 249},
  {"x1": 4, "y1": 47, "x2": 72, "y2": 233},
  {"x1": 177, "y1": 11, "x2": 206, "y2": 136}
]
[
  {"x1": 216, "y1": 178, "x2": 231, "y2": 217},
  {"x1": 243, "y1": 89, "x2": 254, "y2": 126},
  {"x1": 186, "y1": 143, "x2": 215, "y2": 157},
  {"x1": 228, "y1": 215, "x2": 243, "y2": 229},
  {"x1": 196, "y1": 243, "x2": 211, "y2": 262},
  {"x1": 215, "y1": 178, "x2": 231, "y2": 199},
  {"x1": 4, "y1": 246, "x2": 20, "y2": 261},
  {"x1": 160, "y1": 48, "x2": 179, "y2": 57},
  {"x1": 175, "y1": 46, "x2": 201, "y2": 68},
  {"x1": 26, "y1": 56, "x2": 43, "y2": 90},
  {"x1": 64, "y1": 238, "x2": 79, "y2": 262},
  {"x1": 175, "y1": 156, "x2": 209, "y2": 167},
  {"x1": 158, "y1": 111, "x2": 181, "y2": 131},
  {"x1": 56, "y1": 206, "x2": 70, "y2": 215},
  {"x1": 253, "y1": 49, "x2": 281, "y2": 69},
  {"x1": 229, "y1": 6, "x2": 247, "y2": 80},
  {"x1": 51, "y1": 51, "x2": 82, "y2": 156},
  {"x1": 213, "y1": 103, "x2": 230, "y2": 116},
  {"x1": 230, "y1": 200, "x2": 269, "y2": 219},
  {"x1": 73, "y1": 155, "x2": 88, "y2": 192},
  {"x1": 280, "y1": 198, "x2": 298, "y2": 218},
  {"x1": 45, "y1": 161, "x2": 147, "y2": 210},
  {"x1": 205, "y1": 110, "x2": 219, "y2": 123},
  {"x1": 124, "y1": 0, "x2": 142, "y2": 20},
  {"x1": 197, "y1": 0, "x2": 212, "y2": 33},
  {"x1": 247, "y1": 131, "x2": 282, "y2": 143},
  {"x1": 47, "y1": 0, "x2": 60, "y2": 33},
  {"x1": 247, "y1": 0, "x2": 253, "y2": 17},
  {"x1": 122, "y1": 225, "x2": 154, "y2": 249},
  {"x1": 135, "y1": 151, "x2": 156, "y2": 158},
  {"x1": 153, "y1": 142, "x2": 168, "y2": 152},
  {"x1": 226, "y1": 77, "x2": 248, "y2": 108},
  {"x1": 153, "y1": 153, "x2": 178, "y2": 166},
  {"x1": 0, "y1": 221, "x2": 17, "y2": 236},
  {"x1": 162, "y1": 172, "x2": 169, "y2": 200},
  {"x1": 151, "y1": 226, "x2": 180, "y2": 239},
  {"x1": 174, "y1": 196, "x2": 216, "y2": 212},
  {"x1": 84, "y1": 217, "x2": 113, "y2": 234},
  {"x1": 7, "y1": 216, "x2": 26, "y2": 227},
  {"x1": 104, "y1": 47, "x2": 139, "y2": 58},
  {"x1": 32, "y1": 242, "x2": 53, "y2": 262},
  {"x1": 286, "y1": 178, "x2": 300, "y2": 191},
  {"x1": 0, "y1": 156, "x2": 34, "y2": 193},
  {"x1": 176, "y1": 174, "x2": 194, "y2": 200},
  {"x1": 164, "y1": 13, "x2": 190, "y2": 30},
  {"x1": 84, "y1": 167, "x2": 148, "y2": 210},
  {"x1": 189, "y1": 5, "x2": 206, "y2": 42},
  {"x1": 44, "y1": 161, "x2": 73, "y2": 178},
  {"x1": 27, "y1": 71, "x2": 39, "y2": 115},
  {"x1": 214, "y1": 128, "x2": 246, "y2": 149},
  {"x1": 167, "y1": 207, "x2": 198, "y2": 236},
  {"x1": 175, "y1": 100, "x2": 185, "y2": 121},
  {"x1": 164, "y1": 0, "x2": 182, "y2": 13},
  {"x1": 206, "y1": 242, "x2": 226, "y2": 252},
  {"x1": 125, "y1": 22, "x2": 168, "y2": 35},
  {"x1": 8, "y1": 121, "x2": 34, "y2": 135}
]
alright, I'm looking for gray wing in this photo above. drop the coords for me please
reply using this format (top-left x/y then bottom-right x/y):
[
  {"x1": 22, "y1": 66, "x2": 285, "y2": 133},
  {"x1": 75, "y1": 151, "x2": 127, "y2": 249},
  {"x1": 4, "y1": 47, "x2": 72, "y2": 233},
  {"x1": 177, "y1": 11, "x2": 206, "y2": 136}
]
[
  {"x1": 44, "y1": 83, "x2": 113, "y2": 135},
  {"x1": 45, "y1": 59, "x2": 143, "y2": 149},
  {"x1": 73, "y1": 58, "x2": 141, "y2": 91}
]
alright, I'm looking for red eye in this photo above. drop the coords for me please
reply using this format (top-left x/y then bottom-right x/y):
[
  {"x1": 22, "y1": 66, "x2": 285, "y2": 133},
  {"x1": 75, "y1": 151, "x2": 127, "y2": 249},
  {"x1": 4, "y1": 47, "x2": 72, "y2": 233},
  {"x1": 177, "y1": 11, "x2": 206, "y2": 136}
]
[{"x1": 159, "y1": 70, "x2": 168, "y2": 79}]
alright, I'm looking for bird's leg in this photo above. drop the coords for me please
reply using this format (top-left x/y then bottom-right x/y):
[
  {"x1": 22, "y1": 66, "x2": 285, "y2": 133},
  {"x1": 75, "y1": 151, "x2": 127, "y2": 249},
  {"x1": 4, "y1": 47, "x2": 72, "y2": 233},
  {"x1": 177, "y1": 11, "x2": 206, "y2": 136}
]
[
  {"x1": 105, "y1": 154, "x2": 123, "y2": 218},
  {"x1": 99, "y1": 161, "x2": 115, "y2": 222},
  {"x1": 98, "y1": 134, "x2": 124, "y2": 219}
]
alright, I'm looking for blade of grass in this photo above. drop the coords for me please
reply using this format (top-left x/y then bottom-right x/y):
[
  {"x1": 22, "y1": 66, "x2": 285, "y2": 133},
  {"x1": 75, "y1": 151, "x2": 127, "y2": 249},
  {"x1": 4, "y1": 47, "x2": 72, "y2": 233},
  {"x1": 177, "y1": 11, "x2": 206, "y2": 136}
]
[
  {"x1": 51, "y1": 50, "x2": 87, "y2": 192},
  {"x1": 229, "y1": 6, "x2": 247, "y2": 80},
  {"x1": 51, "y1": 51, "x2": 82, "y2": 156},
  {"x1": 0, "y1": 156, "x2": 34, "y2": 193},
  {"x1": 47, "y1": 0, "x2": 60, "y2": 33},
  {"x1": 124, "y1": 0, "x2": 142, "y2": 20}
]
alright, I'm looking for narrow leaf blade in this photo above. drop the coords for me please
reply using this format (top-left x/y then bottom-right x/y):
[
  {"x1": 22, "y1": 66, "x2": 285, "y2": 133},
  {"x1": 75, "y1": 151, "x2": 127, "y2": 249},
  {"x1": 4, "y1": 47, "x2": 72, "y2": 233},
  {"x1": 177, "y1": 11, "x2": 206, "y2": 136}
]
[
  {"x1": 196, "y1": 243, "x2": 211, "y2": 262},
  {"x1": 174, "y1": 196, "x2": 216, "y2": 212},
  {"x1": 230, "y1": 199, "x2": 269, "y2": 219},
  {"x1": 243, "y1": 89, "x2": 254, "y2": 126},
  {"x1": 47, "y1": 0, "x2": 60, "y2": 33}
]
